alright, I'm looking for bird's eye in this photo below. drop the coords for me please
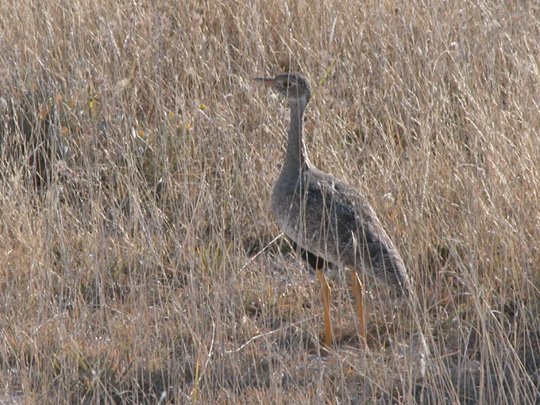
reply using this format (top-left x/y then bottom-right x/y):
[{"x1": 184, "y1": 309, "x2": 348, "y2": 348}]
[{"x1": 282, "y1": 79, "x2": 292, "y2": 88}]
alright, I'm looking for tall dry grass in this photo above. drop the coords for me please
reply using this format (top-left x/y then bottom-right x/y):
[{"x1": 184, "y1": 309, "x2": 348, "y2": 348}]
[{"x1": 0, "y1": 0, "x2": 539, "y2": 403}]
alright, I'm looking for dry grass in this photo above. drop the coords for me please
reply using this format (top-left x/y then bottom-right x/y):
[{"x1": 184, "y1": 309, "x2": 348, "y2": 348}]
[{"x1": 1, "y1": 0, "x2": 539, "y2": 403}]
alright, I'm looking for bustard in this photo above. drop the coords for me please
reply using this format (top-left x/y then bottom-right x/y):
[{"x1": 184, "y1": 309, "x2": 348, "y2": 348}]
[{"x1": 256, "y1": 73, "x2": 411, "y2": 347}]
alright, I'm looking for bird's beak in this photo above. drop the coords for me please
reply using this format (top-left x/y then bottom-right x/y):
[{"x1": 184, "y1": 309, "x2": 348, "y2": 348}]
[{"x1": 254, "y1": 77, "x2": 276, "y2": 87}]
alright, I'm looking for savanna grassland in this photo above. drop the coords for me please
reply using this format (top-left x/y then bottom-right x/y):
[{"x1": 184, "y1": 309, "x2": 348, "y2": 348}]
[{"x1": 1, "y1": 0, "x2": 539, "y2": 403}]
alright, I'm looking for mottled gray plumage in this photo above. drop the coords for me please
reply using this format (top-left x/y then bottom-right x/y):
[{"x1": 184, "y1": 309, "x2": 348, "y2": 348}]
[{"x1": 257, "y1": 73, "x2": 410, "y2": 296}]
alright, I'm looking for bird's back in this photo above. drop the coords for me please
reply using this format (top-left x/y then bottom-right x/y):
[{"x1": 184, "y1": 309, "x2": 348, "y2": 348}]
[{"x1": 272, "y1": 165, "x2": 410, "y2": 295}]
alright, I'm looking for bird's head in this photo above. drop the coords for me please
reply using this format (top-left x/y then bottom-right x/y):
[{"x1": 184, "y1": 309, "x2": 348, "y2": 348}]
[{"x1": 255, "y1": 73, "x2": 311, "y2": 107}]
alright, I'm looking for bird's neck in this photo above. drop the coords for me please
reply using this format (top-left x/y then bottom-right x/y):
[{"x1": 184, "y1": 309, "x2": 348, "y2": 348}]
[{"x1": 284, "y1": 98, "x2": 310, "y2": 173}]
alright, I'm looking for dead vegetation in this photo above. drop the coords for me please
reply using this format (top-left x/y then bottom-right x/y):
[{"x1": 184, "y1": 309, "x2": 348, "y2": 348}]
[{"x1": 0, "y1": 0, "x2": 539, "y2": 403}]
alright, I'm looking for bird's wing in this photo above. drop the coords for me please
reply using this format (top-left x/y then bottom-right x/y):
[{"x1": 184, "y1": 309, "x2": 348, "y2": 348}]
[
  {"x1": 304, "y1": 170, "x2": 386, "y2": 243},
  {"x1": 303, "y1": 170, "x2": 408, "y2": 287}
]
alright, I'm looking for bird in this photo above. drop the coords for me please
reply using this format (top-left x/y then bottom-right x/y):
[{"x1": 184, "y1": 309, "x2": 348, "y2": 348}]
[{"x1": 255, "y1": 72, "x2": 411, "y2": 347}]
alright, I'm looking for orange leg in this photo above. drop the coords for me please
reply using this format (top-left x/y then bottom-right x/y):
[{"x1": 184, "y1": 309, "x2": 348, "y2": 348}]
[
  {"x1": 350, "y1": 272, "x2": 367, "y2": 349},
  {"x1": 316, "y1": 270, "x2": 333, "y2": 346}
]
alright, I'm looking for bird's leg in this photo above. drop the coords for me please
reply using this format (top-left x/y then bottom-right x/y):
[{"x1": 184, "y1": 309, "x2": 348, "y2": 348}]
[
  {"x1": 350, "y1": 272, "x2": 367, "y2": 349},
  {"x1": 316, "y1": 270, "x2": 333, "y2": 346}
]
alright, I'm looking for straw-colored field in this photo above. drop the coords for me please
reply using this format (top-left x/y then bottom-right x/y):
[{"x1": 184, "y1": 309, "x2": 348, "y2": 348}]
[{"x1": 1, "y1": 1, "x2": 539, "y2": 403}]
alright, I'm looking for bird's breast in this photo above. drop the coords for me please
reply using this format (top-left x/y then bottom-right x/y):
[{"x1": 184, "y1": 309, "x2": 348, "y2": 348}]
[{"x1": 271, "y1": 178, "x2": 344, "y2": 265}]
